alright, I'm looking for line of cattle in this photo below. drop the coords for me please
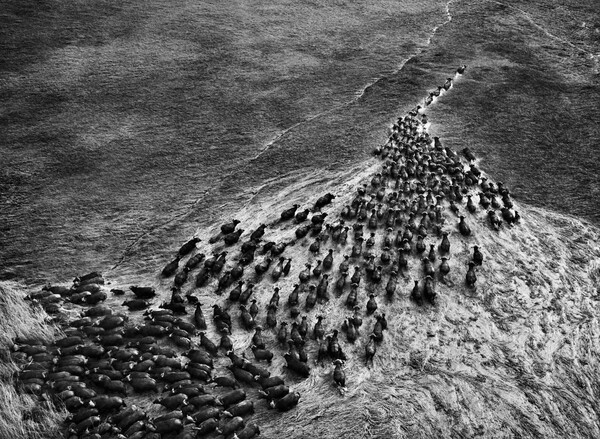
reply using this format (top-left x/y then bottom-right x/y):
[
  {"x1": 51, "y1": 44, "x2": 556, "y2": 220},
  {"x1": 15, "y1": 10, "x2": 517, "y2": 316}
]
[{"x1": 13, "y1": 65, "x2": 520, "y2": 439}]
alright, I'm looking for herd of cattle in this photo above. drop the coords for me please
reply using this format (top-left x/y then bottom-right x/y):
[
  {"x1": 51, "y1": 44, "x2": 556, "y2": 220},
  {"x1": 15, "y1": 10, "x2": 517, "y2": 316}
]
[{"x1": 11, "y1": 65, "x2": 519, "y2": 438}]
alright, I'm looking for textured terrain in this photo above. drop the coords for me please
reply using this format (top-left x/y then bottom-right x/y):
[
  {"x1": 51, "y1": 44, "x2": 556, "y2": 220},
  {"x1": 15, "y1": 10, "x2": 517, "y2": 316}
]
[
  {"x1": 2, "y1": 0, "x2": 600, "y2": 438},
  {"x1": 5, "y1": 74, "x2": 600, "y2": 438}
]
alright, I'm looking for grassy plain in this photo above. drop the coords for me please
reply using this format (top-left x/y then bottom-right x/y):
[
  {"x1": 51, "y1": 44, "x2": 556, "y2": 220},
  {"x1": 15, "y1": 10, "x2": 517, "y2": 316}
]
[{"x1": 1, "y1": 0, "x2": 446, "y2": 282}]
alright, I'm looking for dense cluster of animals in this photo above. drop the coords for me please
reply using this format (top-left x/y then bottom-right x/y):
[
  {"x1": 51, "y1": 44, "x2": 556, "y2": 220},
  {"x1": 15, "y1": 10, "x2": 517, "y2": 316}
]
[
  {"x1": 13, "y1": 65, "x2": 520, "y2": 438},
  {"x1": 15, "y1": 271, "x2": 297, "y2": 439}
]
